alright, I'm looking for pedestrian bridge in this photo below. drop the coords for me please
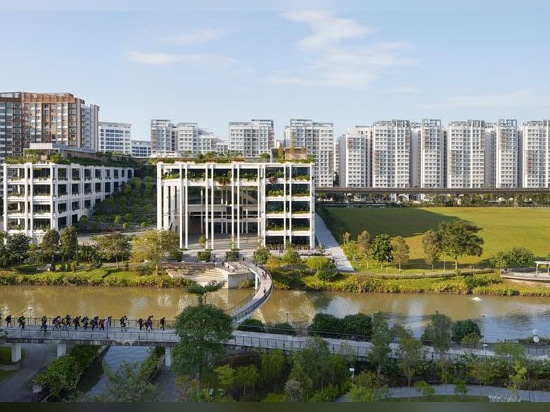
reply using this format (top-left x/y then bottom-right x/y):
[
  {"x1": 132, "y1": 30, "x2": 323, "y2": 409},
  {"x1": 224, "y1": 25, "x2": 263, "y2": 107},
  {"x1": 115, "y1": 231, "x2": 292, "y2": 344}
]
[{"x1": 0, "y1": 260, "x2": 274, "y2": 366}]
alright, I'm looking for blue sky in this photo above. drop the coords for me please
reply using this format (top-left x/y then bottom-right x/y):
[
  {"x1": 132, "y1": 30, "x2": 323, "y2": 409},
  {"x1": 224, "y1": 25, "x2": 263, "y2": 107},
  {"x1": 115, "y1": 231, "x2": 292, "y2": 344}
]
[{"x1": 3, "y1": 0, "x2": 550, "y2": 141}]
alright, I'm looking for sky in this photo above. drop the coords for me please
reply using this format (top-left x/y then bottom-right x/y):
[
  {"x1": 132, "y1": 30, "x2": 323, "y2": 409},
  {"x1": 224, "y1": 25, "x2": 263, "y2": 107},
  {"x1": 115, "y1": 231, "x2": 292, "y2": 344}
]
[{"x1": 3, "y1": 0, "x2": 550, "y2": 142}]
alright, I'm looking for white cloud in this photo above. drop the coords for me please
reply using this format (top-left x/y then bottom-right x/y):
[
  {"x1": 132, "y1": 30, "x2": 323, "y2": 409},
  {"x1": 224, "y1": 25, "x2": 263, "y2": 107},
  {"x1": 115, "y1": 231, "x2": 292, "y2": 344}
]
[
  {"x1": 283, "y1": 10, "x2": 371, "y2": 51},
  {"x1": 277, "y1": 11, "x2": 414, "y2": 89},
  {"x1": 163, "y1": 28, "x2": 222, "y2": 45},
  {"x1": 128, "y1": 51, "x2": 235, "y2": 66},
  {"x1": 128, "y1": 51, "x2": 184, "y2": 65}
]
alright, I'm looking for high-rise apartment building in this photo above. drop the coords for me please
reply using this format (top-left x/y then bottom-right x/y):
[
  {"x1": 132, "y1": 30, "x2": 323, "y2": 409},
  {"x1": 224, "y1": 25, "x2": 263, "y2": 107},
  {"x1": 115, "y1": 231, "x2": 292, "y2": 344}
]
[
  {"x1": 446, "y1": 120, "x2": 494, "y2": 188},
  {"x1": 521, "y1": 120, "x2": 550, "y2": 188},
  {"x1": 99, "y1": 122, "x2": 132, "y2": 155},
  {"x1": 228, "y1": 119, "x2": 274, "y2": 158},
  {"x1": 0, "y1": 92, "x2": 99, "y2": 162},
  {"x1": 495, "y1": 119, "x2": 519, "y2": 188},
  {"x1": 417, "y1": 119, "x2": 445, "y2": 189},
  {"x1": 371, "y1": 120, "x2": 411, "y2": 188},
  {"x1": 150, "y1": 119, "x2": 176, "y2": 156},
  {"x1": 338, "y1": 126, "x2": 370, "y2": 187},
  {"x1": 284, "y1": 119, "x2": 334, "y2": 187}
]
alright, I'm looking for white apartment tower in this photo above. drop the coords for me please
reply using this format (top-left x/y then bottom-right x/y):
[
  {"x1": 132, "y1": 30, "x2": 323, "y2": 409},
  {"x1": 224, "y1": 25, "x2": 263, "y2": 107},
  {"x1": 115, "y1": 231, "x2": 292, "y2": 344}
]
[
  {"x1": 81, "y1": 104, "x2": 100, "y2": 151},
  {"x1": 521, "y1": 120, "x2": 550, "y2": 188},
  {"x1": 418, "y1": 119, "x2": 445, "y2": 188},
  {"x1": 284, "y1": 119, "x2": 334, "y2": 187},
  {"x1": 228, "y1": 119, "x2": 274, "y2": 158},
  {"x1": 175, "y1": 123, "x2": 219, "y2": 156},
  {"x1": 371, "y1": 120, "x2": 411, "y2": 188},
  {"x1": 446, "y1": 120, "x2": 494, "y2": 188},
  {"x1": 150, "y1": 119, "x2": 176, "y2": 156},
  {"x1": 495, "y1": 119, "x2": 519, "y2": 188},
  {"x1": 131, "y1": 140, "x2": 152, "y2": 159},
  {"x1": 339, "y1": 126, "x2": 371, "y2": 187},
  {"x1": 99, "y1": 122, "x2": 132, "y2": 155}
]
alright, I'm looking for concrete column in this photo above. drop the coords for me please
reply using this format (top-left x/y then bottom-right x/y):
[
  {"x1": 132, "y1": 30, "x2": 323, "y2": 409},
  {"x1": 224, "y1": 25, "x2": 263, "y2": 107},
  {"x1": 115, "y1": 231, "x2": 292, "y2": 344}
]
[
  {"x1": 57, "y1": 343, "x2": 67, "y2": 357},
  {"x1": 164, "y1": 347, "x2": 172, "y2": 367},
  {"x1": 11, "y1": 343, "x2": 22, "y2": 363}
]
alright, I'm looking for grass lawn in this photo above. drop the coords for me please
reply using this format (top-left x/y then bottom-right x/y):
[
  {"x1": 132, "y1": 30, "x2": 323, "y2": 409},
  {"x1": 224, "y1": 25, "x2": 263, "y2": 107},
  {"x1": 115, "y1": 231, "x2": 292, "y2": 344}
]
[{"x1": 321, "y1": 206, "x2": 550, "y2": 269}]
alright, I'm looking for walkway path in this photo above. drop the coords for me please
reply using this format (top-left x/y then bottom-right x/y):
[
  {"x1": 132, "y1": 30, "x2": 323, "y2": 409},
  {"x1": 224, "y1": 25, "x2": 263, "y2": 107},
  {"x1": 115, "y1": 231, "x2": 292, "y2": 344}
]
[
  {"x1": 315, "y1": 213, "x2": 354, "y2": 272},
  {"x1": 0, "y1": 343, "x2": 56, "y2": 402}
]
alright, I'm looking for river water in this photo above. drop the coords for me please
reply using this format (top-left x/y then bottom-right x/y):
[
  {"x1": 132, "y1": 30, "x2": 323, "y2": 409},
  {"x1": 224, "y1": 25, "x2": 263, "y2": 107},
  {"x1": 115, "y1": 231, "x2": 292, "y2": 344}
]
[
  {"x1": 2, "y1": 285, "x2": 550, "y2": 341},
  {"x1": 2, "y1": 285, "x2": 550, "y2": 398}
]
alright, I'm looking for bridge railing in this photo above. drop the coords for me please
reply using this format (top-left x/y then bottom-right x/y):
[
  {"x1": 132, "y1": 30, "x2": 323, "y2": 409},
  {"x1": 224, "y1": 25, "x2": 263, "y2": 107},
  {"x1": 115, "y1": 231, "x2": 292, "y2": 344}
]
[{"x1": 2, "y1": 327, "x2": 180, "y2": 343}]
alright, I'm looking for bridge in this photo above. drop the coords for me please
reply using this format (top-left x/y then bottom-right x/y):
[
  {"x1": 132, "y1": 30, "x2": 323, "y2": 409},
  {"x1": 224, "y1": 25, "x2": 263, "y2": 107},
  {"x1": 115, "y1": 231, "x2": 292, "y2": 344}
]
[{"x1": 0, "y1": 259, "x2": 273, "y2": 367}]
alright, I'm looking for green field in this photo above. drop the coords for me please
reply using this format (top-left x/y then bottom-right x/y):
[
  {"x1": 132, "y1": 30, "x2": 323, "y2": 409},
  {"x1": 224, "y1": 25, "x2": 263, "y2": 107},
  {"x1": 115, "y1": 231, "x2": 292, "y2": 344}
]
[{"x1": 320, "y1": 206, "x2": 550, "y2": 268}]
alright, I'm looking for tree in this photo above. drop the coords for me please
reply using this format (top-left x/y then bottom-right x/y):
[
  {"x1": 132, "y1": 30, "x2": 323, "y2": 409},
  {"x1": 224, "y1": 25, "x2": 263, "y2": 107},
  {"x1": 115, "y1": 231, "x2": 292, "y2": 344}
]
[
  {"x1": 422, "y1": 229, "x2": 442, "y2": 269},
  {"x1": 0, "y1": 232, "x2": 10, "y2": 268},
  {"x1": 394, "y1": 324, "x2": 427, "y2": 389},
  {"x1": 60, "y1": 226, "x2": 79, "y2": 263},
  {"x1": 78, "y1": 243, "x2": 101, "y2": 269},
  {"x1": 281, "y1": 244, "x2": 302, "y2": 269},
  {"x1": 130, "y1": 229, "x2": 180, "y2": 274},
  {"x1": 234, "y1": 364, "x2": 259, "y2": 396},
  {"x1": 288, "y1": 336, "x2": 332, "y2": 397},
  {"x1": 391, "y1": 236, "x2": 409, "y2": 272},
  {"x1": 253, "y1": 244, "x2": 271, "y2": 265},
  {"x1": 371, "y1": 234, "x2": 393, "y2": 270},
  {"x1": 260, "y1": 349, "x2": 287, "y2": 386},
  {"x1": 94, "y1": 232, "x2": 131, "y2": 268},
  {"x1": 86, "y1": 360, "x2": 159, "y2": 402},
  {"x1": 438, "y1": 220, "x2": 484, "y2": 270},
  {"x1": 421, "y1": 311, "x2": 452, "y2": 381},
  {"x1": 368, "y1": 311, "x2": 392, "y2": 378},
  {"x1": 40, "y1": 229, "x2": 60, "y2": 264},
  {"x1": 357, "y1": 230, "x2": 371, "y2": 268},
  {"x1": 172, "y1": 304, "x2": 234, "y2": 381},
  {"x1": 187, "y1": 280, "x2": 225, "y2": 305},
  {"x1": 6, "y1": 232, "x2": 31, "y2": 265},
  {"x1": 451, "y1": 319, "x2": 481, "y2": 343}
]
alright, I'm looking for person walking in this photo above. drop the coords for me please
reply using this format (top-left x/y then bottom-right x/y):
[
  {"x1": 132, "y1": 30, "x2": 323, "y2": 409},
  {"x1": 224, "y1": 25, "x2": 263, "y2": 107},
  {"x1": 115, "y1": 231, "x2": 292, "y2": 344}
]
[
  {"x1": 18, "y1": 315, "x2": 26, "y2": 329},
  {"x1": 40, "y1": 316, "x2": 48, "y2": 336},
  {"x1": 159, "y1": 317, "x2": 166, "y2": 330},
  {"x1": 120, "y1": 315, "x2": 127, "y2": 331},
  {"x1": 4, "y1": 314, "x2": 12, "y2": 328},
  {"x1": 137, "y1": 317, "x2": 144, "y2": 330}
]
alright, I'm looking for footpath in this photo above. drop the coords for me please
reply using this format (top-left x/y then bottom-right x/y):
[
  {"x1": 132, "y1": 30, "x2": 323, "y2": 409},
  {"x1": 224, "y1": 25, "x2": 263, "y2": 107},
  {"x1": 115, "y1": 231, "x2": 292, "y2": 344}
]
[
  {"x1": 314, "y1": 213, "x2": 354, "y2": 272},
  {"x1": 0, "y1": 342, "x2": 57, "y2": 402}
]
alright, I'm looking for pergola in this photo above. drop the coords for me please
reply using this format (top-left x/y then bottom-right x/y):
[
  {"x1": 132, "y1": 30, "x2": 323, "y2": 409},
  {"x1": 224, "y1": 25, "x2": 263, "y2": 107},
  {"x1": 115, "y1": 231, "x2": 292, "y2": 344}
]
[{"x1": 534, "y1": 261, "x2": 550, "y2": 274}]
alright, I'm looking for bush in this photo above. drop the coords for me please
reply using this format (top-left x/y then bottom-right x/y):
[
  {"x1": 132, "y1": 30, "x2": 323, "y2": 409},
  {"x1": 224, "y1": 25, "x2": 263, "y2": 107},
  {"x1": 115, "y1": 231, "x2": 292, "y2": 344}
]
[{"x1": 197, "y1": 250, "x2": 212, "y2": 262}]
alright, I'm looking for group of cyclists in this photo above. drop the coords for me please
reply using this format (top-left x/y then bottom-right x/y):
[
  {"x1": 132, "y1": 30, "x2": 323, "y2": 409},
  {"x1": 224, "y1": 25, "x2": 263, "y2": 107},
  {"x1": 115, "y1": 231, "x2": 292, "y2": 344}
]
[{"x1": 4, "y1": 313, "x2": 169, "y2": 334}]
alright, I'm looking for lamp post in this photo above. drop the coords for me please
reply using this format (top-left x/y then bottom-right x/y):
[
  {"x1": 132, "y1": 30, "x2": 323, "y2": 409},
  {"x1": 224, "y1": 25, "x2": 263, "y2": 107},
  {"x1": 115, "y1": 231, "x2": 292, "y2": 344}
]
[
  {"x1": 349, "y1": 367, "x2": 355, "y2": 380},
  {"x1": 286, "y1": 311, "x2": 289, "y2": 324}
]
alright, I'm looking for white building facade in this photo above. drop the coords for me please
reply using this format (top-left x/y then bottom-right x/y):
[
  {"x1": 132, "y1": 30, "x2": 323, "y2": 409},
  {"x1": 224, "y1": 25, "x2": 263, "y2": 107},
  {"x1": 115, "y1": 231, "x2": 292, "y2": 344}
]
[
  {"x1": 521, "y1": 120, "x2": 550, "y2": 188},
  {"x1": 446, "y1": 120, "x2": 494, "y2": 188},
  {"x1": 495, "y1": 119, "x2": 519, "y2": 188},
  {"x1": 371, "y1": 120, "x2": 411, "y2": 188},
  {"x1": 2, "y1": 161, "x2": 133, "y2": 240},
  {"x1": 131, "y1": 140, "x2": 152, "y2": 159},
  {"x1": 284, "y1": 119, "x2": 334, "y2": 187},
  {"x1": 157, "y1": 161, "x2": 315, "y2": 251},
  {"x1": 229, "y1": 119, "x2": 275, "y2": 158},
  {"x1": 99, "y1": 122, "x2": 132, "y2": 155}
]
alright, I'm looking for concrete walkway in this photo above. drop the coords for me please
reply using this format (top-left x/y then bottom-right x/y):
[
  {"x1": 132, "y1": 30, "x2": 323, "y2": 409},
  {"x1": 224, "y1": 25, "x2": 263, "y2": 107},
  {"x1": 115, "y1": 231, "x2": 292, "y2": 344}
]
[
  {"x1": 0, "y1": 343, "x2": 57, "y2": 402},
  {"x1": 315, "y1": 213, "x2": 355, "y2": 272}
]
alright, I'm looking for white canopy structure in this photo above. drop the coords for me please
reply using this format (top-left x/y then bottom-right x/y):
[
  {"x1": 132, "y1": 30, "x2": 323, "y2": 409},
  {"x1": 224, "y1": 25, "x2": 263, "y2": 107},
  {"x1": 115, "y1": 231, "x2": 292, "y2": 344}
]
[{"x1": 534, "y1": 261, "x2": 550, "y2": 274}]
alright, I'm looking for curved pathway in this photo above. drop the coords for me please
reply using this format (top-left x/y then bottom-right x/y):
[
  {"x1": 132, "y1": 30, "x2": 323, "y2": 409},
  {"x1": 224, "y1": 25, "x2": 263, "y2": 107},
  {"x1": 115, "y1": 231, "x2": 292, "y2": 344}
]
[{"x1": 0, "y1": 343, "x2": 56, "y2": 402}]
